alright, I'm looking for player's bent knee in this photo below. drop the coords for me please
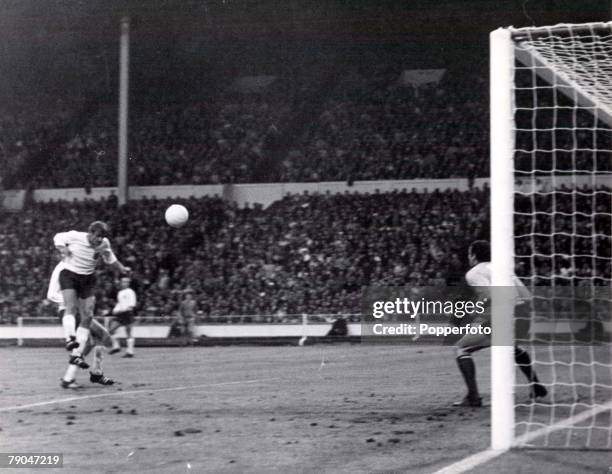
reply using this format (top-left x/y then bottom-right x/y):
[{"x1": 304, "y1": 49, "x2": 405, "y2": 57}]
[
  {"x1": 90, "y1": 321, "x2": 112, "y2": 348},
  {"x1": 456, "y1": 346, "x2": 471, "y2": 358},
  {"x1": 82, "y1": 344, "x2": 92, "y2": 357},
  {"x1": 101, "y1": 333, "x2": 113, "y2": 348},
  {"x1": 61, "y1": 291, "x2": 78, "y2": 310},
  {"x1": 80, "y1": 315, "x2": 93, "y2": 327}
]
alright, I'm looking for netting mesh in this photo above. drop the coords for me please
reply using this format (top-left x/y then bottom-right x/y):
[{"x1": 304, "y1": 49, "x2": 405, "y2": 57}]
[{"x1": 511, "y1": 24, "x2": 612, "y2": 450}]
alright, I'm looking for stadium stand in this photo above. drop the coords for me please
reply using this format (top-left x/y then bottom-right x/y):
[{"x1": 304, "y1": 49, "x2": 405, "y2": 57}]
[
  {"x1": 280, "y1": 72, "x2": 489, "y2": 182},
  {"x1": 1, "y1": 68, "x2": 492, "y2": 188},
  {"x1": 7, "y1": 68, "x2": 606, "y2": 190},
  {"x1": 0, "y1": 185, "x2": 608, "y2": 324}
]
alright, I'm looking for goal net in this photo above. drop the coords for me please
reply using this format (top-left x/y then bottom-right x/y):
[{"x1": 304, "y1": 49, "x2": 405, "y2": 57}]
[{"x1": 490, "y1": 22, "x2": 612, "y2": 451}]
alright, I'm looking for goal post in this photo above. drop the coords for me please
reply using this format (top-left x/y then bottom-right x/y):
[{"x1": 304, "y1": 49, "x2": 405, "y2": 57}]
[
  {"x1": 490, "y1": 22, "x2": 612, "y2": 451},
  {"x1": 490, "y1": 26, "x2": 516, "y2": 451}
]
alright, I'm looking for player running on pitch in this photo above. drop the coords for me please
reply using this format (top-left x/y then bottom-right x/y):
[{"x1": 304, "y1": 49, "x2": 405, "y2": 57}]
[
  {"x1": 109, "y1": 277, "x2": 138, "y2": 358},
  {"x1": 454, "y1": 240, "x2": 547, "y2": 407},
  {"x1": 53, "y1": 221, "x2": 131, "y2": 372},
  {"x1": 47, "y1": 260, "x2": 116, "y2": 388}
]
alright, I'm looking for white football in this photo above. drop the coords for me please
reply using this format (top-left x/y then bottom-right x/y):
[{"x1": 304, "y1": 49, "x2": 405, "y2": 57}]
[{"x1": 165, "y1": 204, "x2": 189, "y2": 228}]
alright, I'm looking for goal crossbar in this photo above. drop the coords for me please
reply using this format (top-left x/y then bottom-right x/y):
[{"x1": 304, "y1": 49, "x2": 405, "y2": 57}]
[
  {"x1": 511, "y1": 22, "x2": 612, "y2": 127},
  {"x1": 511, "y1": 22, "x2": 612, "y2": 40}
]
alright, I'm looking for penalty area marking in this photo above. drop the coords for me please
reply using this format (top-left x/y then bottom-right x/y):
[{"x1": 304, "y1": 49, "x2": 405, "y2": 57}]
[
  {"x1": 433, "y1": 398, "x2": 612, "y2": 474},
  {"x1": 0, "y1": 378, "x2": 279, "y2": 413}
]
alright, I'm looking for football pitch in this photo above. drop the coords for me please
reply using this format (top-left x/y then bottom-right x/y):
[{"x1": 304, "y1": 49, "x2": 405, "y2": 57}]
[{"x1": 0, "y1": 344, "x2": 609, "y2": 473}]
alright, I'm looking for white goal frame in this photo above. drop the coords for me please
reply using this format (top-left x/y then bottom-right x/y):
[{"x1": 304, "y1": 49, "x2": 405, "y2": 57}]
[
  {"x1": 490, "y1": 22, "x2": 612, "y2": 451},
  {"x1": 490, "y1": 26, "x2": 516, "y2": 451}
]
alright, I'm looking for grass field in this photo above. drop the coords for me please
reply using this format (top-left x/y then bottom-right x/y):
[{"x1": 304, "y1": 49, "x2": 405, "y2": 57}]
[{"x1": 0, "y1": 344, "x2": 610, "y2": 473}]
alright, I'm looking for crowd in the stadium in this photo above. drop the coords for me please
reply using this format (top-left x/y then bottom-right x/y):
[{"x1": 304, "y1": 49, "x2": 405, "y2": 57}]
[
  {"x1": 0, "y1": 184, "x2": 609, "y2": 324},
  {"x1": 4, "y1": 60, "x2": 611, "y2": 191},
  {"x1": 34, "y1": 89, "x2": 293, "y2": 189},
  {"x1": 0, "y1": 189, "x2": 476, "y2": 323},
  {"x1": 1, "y1": 68, "x2": 491, "y2": 189},
  {"x1": 0, "y1": 103, "x2": 72, "y2": 189},
  {"x1": 279, "y1": 75, "x2": 489, "y2": 182},
  {"x1": 2, "y1": 97, "x2": 283, "y2": 190}
]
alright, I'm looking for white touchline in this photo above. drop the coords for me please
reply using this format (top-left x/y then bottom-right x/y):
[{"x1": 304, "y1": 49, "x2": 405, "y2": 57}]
[
  {"x1": 433, "y1": 399, "x2": 612, "y2": 474},
  {"x1": 0, "y1": 378, "x2": 279, "y2": 413}
]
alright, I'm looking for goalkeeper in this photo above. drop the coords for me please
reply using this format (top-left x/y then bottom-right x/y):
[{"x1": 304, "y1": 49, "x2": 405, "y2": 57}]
[{"x1": 453, "y1": 240, "x2": 547, "y2": 407}]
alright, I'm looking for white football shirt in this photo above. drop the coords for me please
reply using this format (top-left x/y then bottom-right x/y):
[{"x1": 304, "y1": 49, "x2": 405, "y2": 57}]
[
  {"x1": 465, "y1": 262, "x2": 492, "y2": 286},
  {"x1": 53, "y1": 231, "x2": 117, "y2": 275},
  {"x1": 465, "y1": 261, "x2": 531, "y2": 301},
  {"x1": 113, "y1": 288, "x2": 137, "y2": 314}
]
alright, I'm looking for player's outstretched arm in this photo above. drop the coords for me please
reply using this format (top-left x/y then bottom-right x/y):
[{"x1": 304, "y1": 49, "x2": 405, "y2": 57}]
[
  {"x1": 98, "y1": 239, "x2": 130, "y2": 274},
  {"x1": 109, "y1": 260, "x2": 131, "y2": 275}
]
